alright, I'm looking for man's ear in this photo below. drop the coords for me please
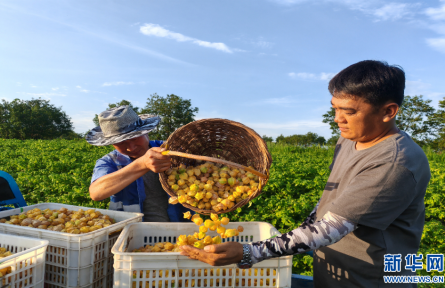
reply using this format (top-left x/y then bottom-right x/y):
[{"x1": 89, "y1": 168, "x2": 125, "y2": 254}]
[{"x1": 382, "y1": 102, "x2": 399, "y2": 123}]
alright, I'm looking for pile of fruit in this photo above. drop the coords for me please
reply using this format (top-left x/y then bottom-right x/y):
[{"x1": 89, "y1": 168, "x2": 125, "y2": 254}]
[
  {"x1": 0, "y1": 207, "x2": 116, "y2": 234},
  {"x1": 0, "y1": 248, "x2": 33, "y2": 287},
  {"x1": 132, "y1": 213, "x2": 243, "y2": 253},
  {"x1": 165, "y1": 162, "x2": 261, "y2": 212},
  {"x1": 0, "y1": 247, "x2": 14, "y2": 278}
]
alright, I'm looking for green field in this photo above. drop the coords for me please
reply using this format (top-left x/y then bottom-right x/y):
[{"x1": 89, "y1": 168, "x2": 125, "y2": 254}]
[{"x1": 1, "y1": 139, "x2": 444, "y2": 279}]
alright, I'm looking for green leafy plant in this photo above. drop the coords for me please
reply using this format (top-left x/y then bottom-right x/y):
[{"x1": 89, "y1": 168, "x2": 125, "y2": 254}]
[{"x1": 0, "y1": 140, "x2": 443, "y2": 280}]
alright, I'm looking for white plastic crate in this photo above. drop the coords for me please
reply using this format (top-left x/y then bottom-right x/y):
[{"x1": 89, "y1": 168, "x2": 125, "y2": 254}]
[
  {"x1": 0, "y1": 203, "x2": 143, "y2": 288},
  {"x1": 112, "y1": 222, "x2": 293, "y2": 288},
  {"x1": 0, "y1": 232, "x2": 49, "y2": 288}
]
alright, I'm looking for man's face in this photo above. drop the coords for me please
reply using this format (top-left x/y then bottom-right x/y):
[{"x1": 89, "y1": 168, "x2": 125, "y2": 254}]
[
  {"x1": 112, "y1": 135, "x2": 149, "y2": 159},
  {"x1": 331, "y1": 95, "x2": 385, "y2": 143}
]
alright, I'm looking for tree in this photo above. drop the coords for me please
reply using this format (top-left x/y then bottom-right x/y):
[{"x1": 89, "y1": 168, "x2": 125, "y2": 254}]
[
  {"x1": 276, "y1": 134, "x2": 285, "y2": 143},
  {"x1": 92, "y1": 100, "x2": 140, "y2": 126},
  {"x1": 429, "y1": 97, "x2": 445, "y2": 150},
  {"x1": 0, "y1": 98, "x2": 74, "y2": 139},
  {"x1": 140, "y1": 93, "x2": 199, "y2": 140},
  {"x1": 262, "y1": 135, "x2": 273, "y2": 142},
  {"x1": 322, "y1": 107, "x2": 339, "y2": 137},
  {"x1": 275, "y1": 132, "x2": 326, "y2": 146},
  {"x1": 326, "y1": 135, "x2": 340, "y2": 146},
  {"x1": 396, "y1": 95, "x2": 439, "y2": 145},
  {"x1": 322, "y1": 95, "x2": 439, "y2": 146}
]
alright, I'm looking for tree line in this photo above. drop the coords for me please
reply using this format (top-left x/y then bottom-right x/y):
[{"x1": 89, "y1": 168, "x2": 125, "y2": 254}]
[
  {"x1": 1, "y1": 94, "x2": 444, "y2": 150},
  {"x1": 263, "y1": 95, "x2": 445, "y2": 150},
  {"x1": 0, "y1": 93, "x2": 198, "y2": 141}
]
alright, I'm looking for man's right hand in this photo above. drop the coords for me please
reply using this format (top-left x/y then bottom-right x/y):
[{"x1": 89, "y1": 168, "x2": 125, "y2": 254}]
[{"x1": 142, "y1": 147, "x2": 172, "y2": 173}]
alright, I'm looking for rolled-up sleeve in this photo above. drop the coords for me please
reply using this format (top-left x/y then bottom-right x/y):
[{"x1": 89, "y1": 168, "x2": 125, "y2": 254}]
[{"x1": 91, "y1": 156, "x2": 117, "y2": 184}]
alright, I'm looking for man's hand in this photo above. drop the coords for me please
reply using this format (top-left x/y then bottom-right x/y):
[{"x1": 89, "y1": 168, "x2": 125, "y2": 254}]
[
  {"x1": 142, "y1": 147, "x2": 171, "y2": 173},
  {"x1": 179, "y1": 242, "x2": 244, "y2": 266}
]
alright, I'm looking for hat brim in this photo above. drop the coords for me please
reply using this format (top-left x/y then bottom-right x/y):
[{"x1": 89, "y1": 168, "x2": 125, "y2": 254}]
[{"x1": 85, "y1": 115, "x2": 161, "y2": 146}]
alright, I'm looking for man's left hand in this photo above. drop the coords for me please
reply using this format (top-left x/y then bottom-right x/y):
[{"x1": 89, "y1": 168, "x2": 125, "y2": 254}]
[{"x1": 179, "y1": 242, "x2": 244, "y2": 266}]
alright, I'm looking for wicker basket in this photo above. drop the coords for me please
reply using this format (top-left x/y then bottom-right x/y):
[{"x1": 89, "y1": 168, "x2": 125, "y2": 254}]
[{"x1": 159, "y1": 118, "x2": 272, "y2": 215}]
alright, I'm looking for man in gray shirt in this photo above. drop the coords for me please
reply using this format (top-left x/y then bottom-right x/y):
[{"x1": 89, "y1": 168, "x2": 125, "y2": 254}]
[{"x1": 180, "y1": 60, "x2": 431, "y2": 287}]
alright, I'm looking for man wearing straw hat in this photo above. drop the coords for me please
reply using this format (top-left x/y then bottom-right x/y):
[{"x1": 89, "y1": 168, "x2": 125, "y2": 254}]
[
  {"x1": 180, "y1": 60, "x2": 431, "y2": 287},
  {"x1": 86, "y1": 105, "x2": 192, "y2": 222}
]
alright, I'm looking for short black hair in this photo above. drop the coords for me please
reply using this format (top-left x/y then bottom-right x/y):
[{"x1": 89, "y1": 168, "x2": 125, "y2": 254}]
[{"x1": 328, "y1": 60, "x2": 405, "y2": 107}]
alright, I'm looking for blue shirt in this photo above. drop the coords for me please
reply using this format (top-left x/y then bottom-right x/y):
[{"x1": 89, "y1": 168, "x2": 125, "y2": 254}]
[{"x1": 91, "y1": 140, "x2": 192, "y2": 222}]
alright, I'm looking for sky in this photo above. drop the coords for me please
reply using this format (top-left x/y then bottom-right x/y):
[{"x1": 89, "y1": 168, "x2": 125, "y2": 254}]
[{"x1": 1, "y1": 0, "x2": 444, "y2": 140}]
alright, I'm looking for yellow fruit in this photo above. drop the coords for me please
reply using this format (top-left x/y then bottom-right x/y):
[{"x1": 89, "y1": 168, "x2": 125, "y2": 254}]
[
  {"x1": 169, "y1": 197, "x2": 179, "y2": 204},
  {"x1": 198, "y1": 232, "x2": 206, "y2": 239},
  {"x1": 205, "y1": 192, "x2": 213, "y2": 199},
  {"x1": 217, "y1": 226, "x2": 226, "y2": 234},
  {"x1": 177, "y1": 179, "x2": 185, "y2": 186},
  {"x1": 193, "y1": 217, "x2": 203, "y2": 226},
  {"x1": 80, "y1": 226, "x2": 89, "y2": 233},
  {"x1": 191, "y1": 214, "x2": 200, "y2": 221},
  {"x1": 178, "y1": 235, "x2": 187, "y2": 243},
  {"x1": 187, "y1": 235, "x2": 196, "y2": 245},
  {"x1": 225, "y1": 229, "x2": 236, "y2": 238},
  {"x1": 190, "y1": 184, "x2": 199, "y2": 192},
  {"x1": 199, "y1": 226, "x2": 208, "y2": 233},
  {"x1": 195, "y1": 192, "x2": 204, "y2": 201},
  {"x1": 204, "y1": 219, "x2": 214, "y2": 228},
  {"x1": 212, "y1": 236, "x2": 222, "y2": 244},
  {"x1": 221, "y1": 199, "x2": 230, "y2": 207},
  {"x1": 238, "y1": 226, "x2": 244, "y2": 232},
  {"x1": 210, "y1": 213, "x2": 219, "y2": 222},
  {"x1": 194, "y1": 241, "x2": 204, "y2": 249},
  {"x1": 183, "y1": 211, "x2": 191, "y2": 219},
  {"x1": 203, "y1": 235, "x2": 213, "y2": 245},
  {"x1": 178, "y1": 195, "x2": 187, "y2": 203}
]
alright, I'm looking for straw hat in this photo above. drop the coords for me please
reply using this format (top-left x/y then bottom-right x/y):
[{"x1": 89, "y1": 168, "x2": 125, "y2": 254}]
[{"x1": 86, "y1": 105, "x2": 160, "y2": 146}]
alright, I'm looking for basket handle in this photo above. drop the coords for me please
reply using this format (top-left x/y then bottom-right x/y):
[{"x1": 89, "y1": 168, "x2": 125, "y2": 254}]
[{"x1": 162, "y1": 150, "x2": 267, "y2": 179}]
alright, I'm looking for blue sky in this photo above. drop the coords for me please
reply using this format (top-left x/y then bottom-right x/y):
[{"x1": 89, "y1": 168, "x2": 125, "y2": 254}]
[{"x1": 1, "y1": 0, "x2": 444, "y2": 140}]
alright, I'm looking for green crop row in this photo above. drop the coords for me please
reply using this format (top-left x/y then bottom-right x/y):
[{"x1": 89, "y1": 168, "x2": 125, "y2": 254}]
[{"x1": 0, "y1": 139, "x2": 444, "y2": 282}]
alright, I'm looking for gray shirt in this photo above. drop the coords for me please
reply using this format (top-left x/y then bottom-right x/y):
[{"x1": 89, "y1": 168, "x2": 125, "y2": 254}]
[
  {"x1": 142, "y1": 170, "x2": 170, "y2": 222},
  {"x1": 314, "y1": 131, "x2": 430, "y2": 288}
]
